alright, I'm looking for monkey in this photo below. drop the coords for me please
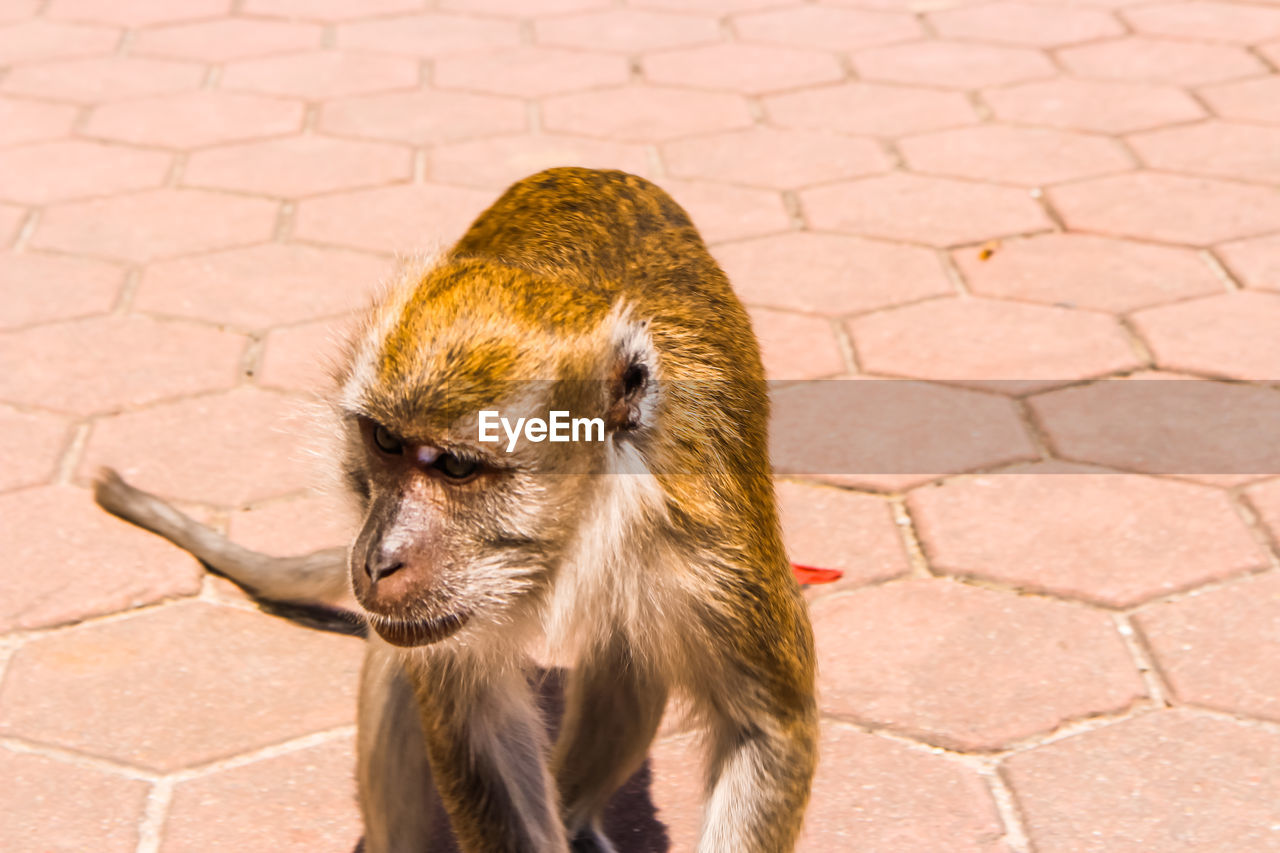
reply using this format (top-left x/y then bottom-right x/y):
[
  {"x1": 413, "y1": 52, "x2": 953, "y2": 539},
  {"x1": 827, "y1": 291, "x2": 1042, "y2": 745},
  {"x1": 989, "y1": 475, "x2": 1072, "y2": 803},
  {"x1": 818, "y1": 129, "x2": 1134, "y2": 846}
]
[{"x1": 94, "y1": 167, "x2": 818, "y2": 853}]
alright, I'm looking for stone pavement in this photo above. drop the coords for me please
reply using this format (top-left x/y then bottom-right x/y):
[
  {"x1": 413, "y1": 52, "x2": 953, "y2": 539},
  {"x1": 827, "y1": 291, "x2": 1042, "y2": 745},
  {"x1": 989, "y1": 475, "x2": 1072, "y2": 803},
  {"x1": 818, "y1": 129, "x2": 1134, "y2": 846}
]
[{"x1": 2, "y1": 0, "x2": 1280, "y2": 850}]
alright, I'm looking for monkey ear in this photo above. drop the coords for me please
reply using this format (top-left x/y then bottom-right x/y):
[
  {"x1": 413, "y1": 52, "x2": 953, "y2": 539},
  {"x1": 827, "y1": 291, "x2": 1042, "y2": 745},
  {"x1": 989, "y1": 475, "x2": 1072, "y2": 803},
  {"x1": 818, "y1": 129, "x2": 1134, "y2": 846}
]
[{"x1": 604, "y1": 310, "x2": 659, "y2": 434}]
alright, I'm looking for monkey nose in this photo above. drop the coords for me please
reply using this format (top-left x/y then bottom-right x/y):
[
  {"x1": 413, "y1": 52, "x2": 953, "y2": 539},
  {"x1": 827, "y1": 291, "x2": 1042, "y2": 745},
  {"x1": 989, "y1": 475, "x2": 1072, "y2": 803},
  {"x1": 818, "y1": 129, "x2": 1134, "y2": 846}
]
[{"x1": 366, "y1": 556, "x2": 405, "y2": 584}]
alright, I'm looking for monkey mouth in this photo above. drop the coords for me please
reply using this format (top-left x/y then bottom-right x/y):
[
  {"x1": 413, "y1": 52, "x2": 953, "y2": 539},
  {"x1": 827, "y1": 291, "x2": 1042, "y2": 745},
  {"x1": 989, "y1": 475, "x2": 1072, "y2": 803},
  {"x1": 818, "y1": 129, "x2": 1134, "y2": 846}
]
[{"x1": 368, "y1": 611, "x2": 470, "y2": 647}]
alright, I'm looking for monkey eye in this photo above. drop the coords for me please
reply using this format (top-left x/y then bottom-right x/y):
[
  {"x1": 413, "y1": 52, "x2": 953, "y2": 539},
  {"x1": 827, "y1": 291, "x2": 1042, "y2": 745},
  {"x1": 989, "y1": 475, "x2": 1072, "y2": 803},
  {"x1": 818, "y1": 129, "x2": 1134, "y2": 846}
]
[
  {"x1": 371, "y1": 423, "x2": 404, "y2": 455},
  {"x1": 434, "y1": 452, "x2": 479, "y2": 481}
]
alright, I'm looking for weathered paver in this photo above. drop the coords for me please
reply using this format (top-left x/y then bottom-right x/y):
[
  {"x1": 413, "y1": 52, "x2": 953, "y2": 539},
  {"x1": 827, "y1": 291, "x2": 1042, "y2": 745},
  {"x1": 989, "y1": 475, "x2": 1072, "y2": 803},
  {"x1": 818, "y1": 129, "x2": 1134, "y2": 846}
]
[
  {"x1": 0, "y1": 251, "x2": 124, "y2": 329},
  {"x1": 85, "y1": 91, "x2": 306, "y2": 149},
  {"x1": 664, "y1": 127, "x2": 889, "y2": 189},
  {"x1": 1132, "y1": 291, "x2": 1280, "y2": 380},
  {"x1": 777, "y1": 479, "x2": 909, "y2": 590},
  {"x1": 0, "y1": 406, "x2": 70, "y2": 493},
  {"x1": 750, "y1": 308, "x2": 846, "y2": 380},
  {"x1": 320, "y1": 89, "x2": 526, "y2": 146},
  {"x1": 983, "y1": 78, "x2": 1206, "y2": 134}
]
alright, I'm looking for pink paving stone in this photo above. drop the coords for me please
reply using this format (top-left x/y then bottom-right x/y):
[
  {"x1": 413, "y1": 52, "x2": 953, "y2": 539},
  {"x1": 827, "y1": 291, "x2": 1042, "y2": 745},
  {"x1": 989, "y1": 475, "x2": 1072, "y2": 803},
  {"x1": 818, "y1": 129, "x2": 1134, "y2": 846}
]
[
  {"x1": 643, "y1": 43, "x2": 843, "y2": 95},
  {"x1": 663, "y1": 127, "x2": 890, "y2": 189},
  {"x1": 543, "y1": 85, "x2": 752, "y2": 142},
  {"x1": 983, "y1": 78, "x2": 1206, "y2": 134},
  {"x1": 0, "y1": 204, "x2": 23, "y2": 246},
  {"x1": 0, "y1": 600, "x2": 363, "y2": 771},
  {"x1": 850, "y1": 298, "x2": 1139, "y2": 393},
  {"x1": 0, "y1": 405, "x2": 69, "y2": 492},
  {"x1": 734, "y1": 6, "x2": 922, "y2": 51},
  {"x1": 138, "y1": 244, "x2": 388, "y2": 330},
  {"x1": 1130, "y1": 120, "x2": 1280, "y2": 184},
  {"x1": 637, "y1": 0, "x2": 781, "y2": 9},
  {"x1": 161, "y1": 737, "x2": 362, "y2": 853},
  {"x1": 242, "y1": 0, "x2": 421, "y2": 19},
  {"x1": 1132, "y1": 291, "x2": 1280, "y2": 381},
  {"x1": 776, "y1": 480, "x2": 910, "y2": 589},
  {"x1": 0, "y1": 251, "x2": 124, "y2": 329},
  {"x1": 130, "y1": 18, "x2": 322, "y2": 62},
  {"x1": 0, "y1": 315, "x2": 243, "y2": 415},
  {"x1": 535, "y1": 9, "x2": 719, "y2": 52},
  {"x1": 0, "y1": 97, "x2": 77, "y2": 146},
  {"x1": 1049, "y1": 172, "x2": 1280, "y2": 245},
  {"x1": 258, "y1": 314, "x2": 358, "y2": 392},
  {"x1": 899, "y1": 125, "x2": 1132, "y2": 187},
  {"x1": 0, "y1": 750, "x2": 147, "y2": 853},
  {"x1": 810, "y1": 580, "x2": 1145, "y2": 750},
  {"x1": 221, "y1": 51, "x2": 420, "y2": 100},
  {"x1": 800, "y1": 173, "x2": 1052, "y2": 247},
  {"x1": 294, "y1": 183, "x2": 495, "y2": 253},
  {"x1": 1246, "y1": 478, "x2": 1280, "y2": 542},
  {"x1": 1058, "y1": 36, "x2": 1265, "y2": 85},
  {"x1": 713, "y1": 232, "x2": 953, "y2": 316},
  {"x1": 85, "y1": 91, "x2": 305, "y2": 149},
  {"x1": 184, "y1": 136, "x2": 412, "y2": 199},
  {"x1": 770, "y1": 379, "x2": 1037, "y2": 493},
  {"x1": 799, "y1": 725, "x2": 1006, "y2": 853},
  {"x1": 0, "y1": 19, "x2": 119, "y2": 64},
  {"x1": 46, "y1": 0, "x2": 228, "y2": 26},
  {"x1": 653, "y1": 178, "x2": 790, "y2": 243},
  {"x1": 1003, "y1": 710, "x2": 1280, "y2": 853},
  {"x1": 429, "y1": 134, "x2": 654, "y2": 189},
  {"x1": 31, "y1": 189, "x2": 278, "y2": 263},
  {"x1": 852, "y1": 41, "x2": 1055, "y2": 89},
  {"x1": 228, "y1": 491, "x2": 355, "y2": 555},
  {"x1": 319, "y1": 90, "x2": 526, "y2": 146},
  {"x1": 1136, "y1": 572, "x2": 1280, "y2": 722},
  {"x1": 0, "y1": 0, "x2": 39, "y2": 22},
  {"x1": 1199, "y1": 76, "x2": 1280, "y2": 124},
  {"x1": 952, "y1": 233, "x2": 1222, "y2": 312},
  {"x1": 748, "y1": 307, "x2": 846, "y2": 380},
  {"x1": 764, "y1": 81, "x2": 979, "y2": 137},
  {"x1": 337, "y1": 13, "x2": 522, "y2": 58},
  {"x1": 908, "y1": 467, "x2": 1267, "y2": 607},
  {"x1": 0, "y1": 141, "x2": 169, "y2": 205},
  {"x1": 930, "y1": 0, "x2": 1123, "y2": 46},
  {"x1": 0, "y1": 485, "x2": 203, "y2": 632},
  {"x1": 1219, "y1": 233, "x2": 1280, "y2": 291},
  {"x1": 1124, "y1": 0, "x2": 1280, "y2": 42},
  {"x1": 3, "y1": 56, "x2": 204, "y2": 103},
  {"x1": 440, "y1": 0, "x2": 610, "y2": 12},
  {"x1": 435, "y1": 46, "x2": 629, "y2": 98},
  {"x1": 80, "y1": 387, "x2": 321, "y2": 506}
]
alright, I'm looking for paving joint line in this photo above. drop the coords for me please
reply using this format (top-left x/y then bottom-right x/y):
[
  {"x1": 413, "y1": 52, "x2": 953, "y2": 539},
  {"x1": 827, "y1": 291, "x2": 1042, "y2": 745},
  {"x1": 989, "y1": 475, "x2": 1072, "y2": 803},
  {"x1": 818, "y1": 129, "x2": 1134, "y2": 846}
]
[
  {"x1": 133, "y1": 777, "x2": 173, "y2": 853},
  {"x1": 981, "y1": 768, "x2": 1033, "y2": 853},
  {"x1": 1111, "y1": 612, "x2": 1170, "y2": 706},
  {"x1": 0, "y1": 735, "x2": 160, "y2": 782},
  {"x1": 54, "y1": 421, "x2": 90, "y2": 485},
  {"x1": 889, "y1": 496, "x2": 934, "y2": 579}
]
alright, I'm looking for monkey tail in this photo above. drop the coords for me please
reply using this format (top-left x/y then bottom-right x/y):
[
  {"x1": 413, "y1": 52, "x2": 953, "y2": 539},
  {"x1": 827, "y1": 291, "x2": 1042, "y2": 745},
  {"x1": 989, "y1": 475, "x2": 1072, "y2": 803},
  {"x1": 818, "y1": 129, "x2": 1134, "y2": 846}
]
[{"x1": 92, "y1": 468, "x2": 367, "y2": 637}]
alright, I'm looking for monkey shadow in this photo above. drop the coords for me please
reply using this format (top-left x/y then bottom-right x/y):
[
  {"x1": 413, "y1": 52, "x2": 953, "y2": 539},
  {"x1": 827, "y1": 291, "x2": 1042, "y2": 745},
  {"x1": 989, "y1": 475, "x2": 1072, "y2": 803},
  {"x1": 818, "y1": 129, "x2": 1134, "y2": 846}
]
[{"x1": 354, "y1": 668, "x2": 674, "y2": 853}]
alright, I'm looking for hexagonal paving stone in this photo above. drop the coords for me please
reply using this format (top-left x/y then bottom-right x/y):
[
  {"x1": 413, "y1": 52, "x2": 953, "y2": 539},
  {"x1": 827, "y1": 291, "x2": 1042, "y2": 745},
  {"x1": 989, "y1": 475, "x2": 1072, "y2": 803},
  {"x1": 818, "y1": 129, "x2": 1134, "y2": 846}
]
[
  {"x1": 221, "y1": 51, "x2": 420, "y2": 100},
  {"x1": 643, "y1": 43, "x2": 842, "y2": 95},
  {"x1": 0, "y1": 749, "x2": 148, "y2": 853},
  {"x1": 1132, "y1": 291, "x2": 1280, "y2": 380},
  {"x1": 810, "y1": 580, "x2": 1145, "y2": 750},
  {"x1": 0, "y1": 600, "x2": 362, "y2": 771},
  {"x1": 952, "y1": 233, "x2": 1223, "y2": 312},
  {"x1": 1130, "y1": 120, "x2": 1280, "y2": 184},
  {"x1": 929, "y1": 1, "x2": 1123, "y2": 46},
  {"x1": 130, "y1": 17, "x2": 322, "y2": 62},
  {"x1": 1123, "y1": 0, "x2": 1280, "y2": 42},
  {"x1": 0, "y1": 404, "x2": 70, "y2": 492},
  {"x1": 764, "y1": 81, "x2": 979, "y2": 137},
  {"x1": 1003, "y1": 710, "x2": 1280, "y2": 853},
  {"x1": 0, "y1": 140, "x2": 170, "y2": 205},
  {"x1": 81, "y1": 387, "x2": 320, "y2": 507},
  {"x1": 30, "y1": 189, "x2": 278, "y2": 263},
  {"x1": 0, "y1": 315, "x2": 244, "y2": 415},
  {"x1": 435, "y1": 46, "x2": 628, "y2": 97},
  {"x1": 429, "y1": 134, "x2": 654, "y2": 189},
  {"x1": 0, "y1": 485, "x2": 204, "y2": 631},
  {"x1": 852, "y1": 41, "x2": 1055, "y2": 90},
  {"x1": 228, "y1": 490, "x2": 355, "y2": 556},
  {"x1": 801, "y1": 173, "x2": 1052, "y2": 248},
  {"x1": 243, "y1": 0, "x2": 421, "y2": 18},
  {"x1": 736, "y1": 6, "x2": 921, "y2": 51},
  {"x1": 319, "y1": 90, "x2": 526, "y2": 146},
  {"x1": 337, "y1": 13, "x2": 522, "y2": 57},
  {"x1": 799, "y1": 725, "x2": 1006, "y2": 853},
  {"x1": 0, "y1": 96, "x2": 77, "y2": 146},
  {"x1": 983, "y1": 78, "x2": 1206, "y2": 134},
  {"x1": 776, "y1": 480, "x2": 909, "y2": 590},
  {"x1": 0, "y1": 19, "x2": 119, "y2": 64},
  {"x1": 1058, "y1": 36, "x2": 1265, "y2": 85},
  {"x1": 85, "y1": 91, "x2": 306, "y2": 149},
  {"x1": 45, "y1": 0, "x2": 228, "y2": 26},
  {"x1": 1219, "y1": 233, "x2": 1280, "y2": 291},
  {"x1": 543, "y1": 85, "x2": 752, "y2": 142},
  {"x1": 294, "y1": 183, "x2": 495, "y2": 253},
  {"x1": 1050, "y1": 173, "x2": 1280, "y2": 245},
  {"x1": 1199, "y1": 76, "x2": 1280, "y2": 124},
  {"x1": 441, "y1": 0, "x2": 609, "y2": 12},
  {"x1": 138, "y1": 244, "x2": 389, "y2": 330},
  {"x1": 909, "y1": 467, "x2": 1267, "y2": 607},
  {"x1": 162, "y1": 737, "x2": 362, "y2": 853},
  {"x1": 653, "y1": 178, "x2": 790, "y2": 243},
  {"x1": 663, "y1": 127, "x2": 890, "y2": 189},
  {"x1": 770, "y1": 379, "x2": 1037, "y2": 493},
  {"x1": 0, "y1": 251, "x2": 124, "y2": 329},
  {"x1": 184, "y1": 136, "x2": 412, "y2": 199},
  {"x1": 899, "y1": 125, "x2": 1132, "y2": 187},
  {"x1": 258, "y1": 315, "x2": 358, "y2": 392},
  {"x1": 535, "y1": 9, "x2": 718, "y2": 52},
  {"x1": 1136, "y1": 572, "x2": 1280, "y2": 722},
  {"x1": 713, "y1": 232, "x2": 953, "y2": 316},
  {"x1": 2, "y1": 56, "x2": 204, "y2": 103},
  {"x1": 749, "y1": 308, "x2": 845, "y2": 380}
]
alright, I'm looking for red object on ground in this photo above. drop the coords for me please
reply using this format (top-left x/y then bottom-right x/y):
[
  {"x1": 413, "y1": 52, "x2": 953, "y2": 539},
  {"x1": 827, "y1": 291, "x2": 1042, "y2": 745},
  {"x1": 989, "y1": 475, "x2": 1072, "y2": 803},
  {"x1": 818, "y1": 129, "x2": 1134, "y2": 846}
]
[{"x1": 791, "y1": 563, "x2": 844, "y2": 584}]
